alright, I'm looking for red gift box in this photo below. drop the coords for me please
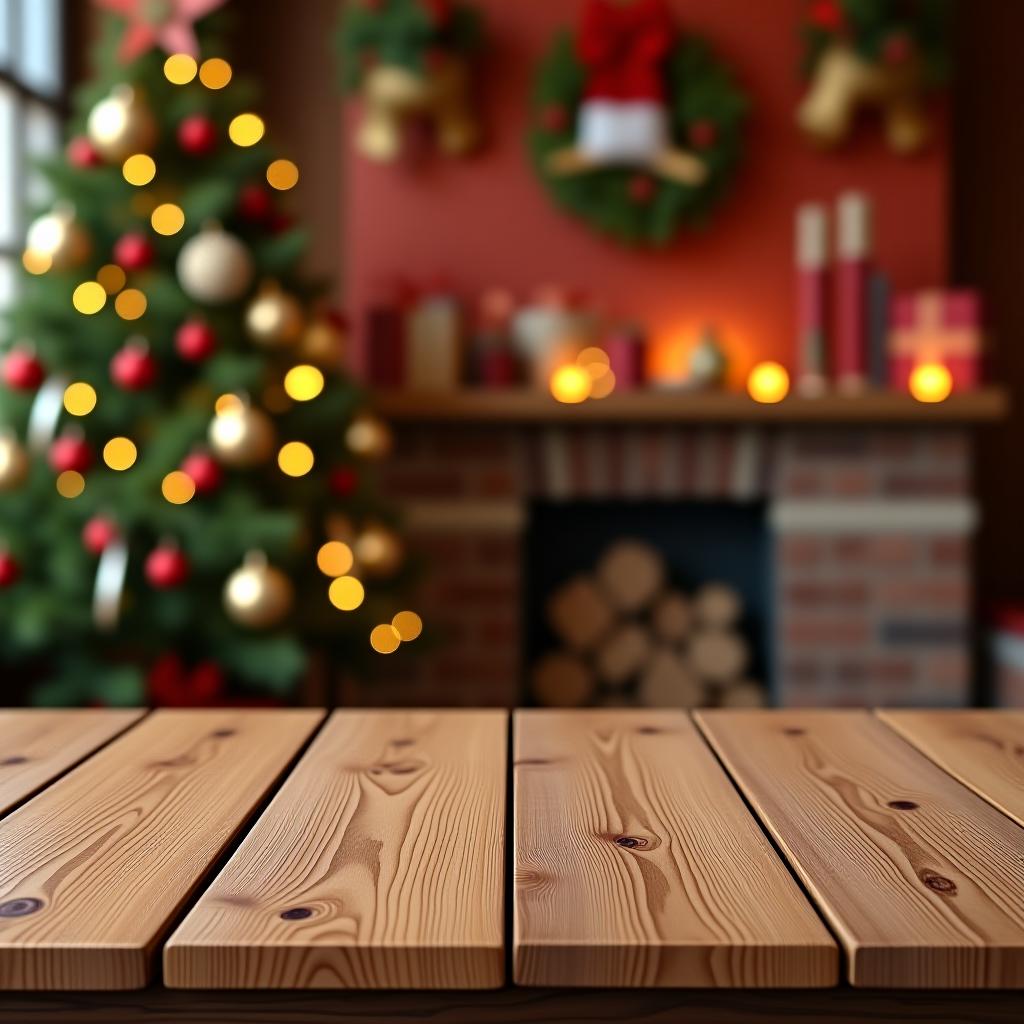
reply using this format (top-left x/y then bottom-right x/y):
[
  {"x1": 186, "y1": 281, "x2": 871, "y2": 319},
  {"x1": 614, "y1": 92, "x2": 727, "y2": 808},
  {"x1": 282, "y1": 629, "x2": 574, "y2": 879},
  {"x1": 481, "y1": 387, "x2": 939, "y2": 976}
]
[{"x1": 888, "y1": 289, "x2": 983, "y2": 392}]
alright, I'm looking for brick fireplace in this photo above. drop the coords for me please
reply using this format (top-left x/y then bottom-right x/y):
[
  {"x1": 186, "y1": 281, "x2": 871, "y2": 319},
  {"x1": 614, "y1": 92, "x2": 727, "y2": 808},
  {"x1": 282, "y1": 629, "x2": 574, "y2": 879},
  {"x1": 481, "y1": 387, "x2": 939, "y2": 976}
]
[{"x1": 372, "y1": 423, "x2": 974, "y2": 708}]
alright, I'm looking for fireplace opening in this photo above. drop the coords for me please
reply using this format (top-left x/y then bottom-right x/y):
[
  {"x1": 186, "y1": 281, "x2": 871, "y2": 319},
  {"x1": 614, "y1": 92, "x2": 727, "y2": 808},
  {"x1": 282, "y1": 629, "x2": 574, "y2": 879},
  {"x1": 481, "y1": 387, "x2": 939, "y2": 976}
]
[{"x1": 525, "y1": 500, "x2": 772, "y2": 708}]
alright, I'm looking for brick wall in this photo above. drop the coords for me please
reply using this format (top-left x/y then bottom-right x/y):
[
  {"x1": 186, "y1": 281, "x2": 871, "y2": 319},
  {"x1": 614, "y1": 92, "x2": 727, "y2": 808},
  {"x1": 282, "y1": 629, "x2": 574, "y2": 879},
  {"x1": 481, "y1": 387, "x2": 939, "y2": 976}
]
[{"x1": 366, "y1": 425, "x2": 975, "y2": 708}]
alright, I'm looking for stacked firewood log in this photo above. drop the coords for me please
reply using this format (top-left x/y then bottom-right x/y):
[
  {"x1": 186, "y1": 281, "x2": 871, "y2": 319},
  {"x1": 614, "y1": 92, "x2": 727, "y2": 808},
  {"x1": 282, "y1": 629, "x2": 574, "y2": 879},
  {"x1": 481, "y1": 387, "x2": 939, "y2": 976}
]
[{"x1": 532, "y1": 539, "x2": 766, "y2": 709}]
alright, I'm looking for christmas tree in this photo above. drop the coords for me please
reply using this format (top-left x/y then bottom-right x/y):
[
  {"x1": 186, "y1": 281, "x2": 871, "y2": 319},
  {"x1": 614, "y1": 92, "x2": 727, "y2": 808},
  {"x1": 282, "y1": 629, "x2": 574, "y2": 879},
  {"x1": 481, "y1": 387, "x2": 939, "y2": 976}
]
[{"x1": 0, "y1": 1, "x2": 417, "y2": 707}]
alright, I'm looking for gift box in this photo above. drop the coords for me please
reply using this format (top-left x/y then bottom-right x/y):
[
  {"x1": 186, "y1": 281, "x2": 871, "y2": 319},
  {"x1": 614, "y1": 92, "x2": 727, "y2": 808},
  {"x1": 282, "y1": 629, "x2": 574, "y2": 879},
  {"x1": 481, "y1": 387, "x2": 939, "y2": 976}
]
[{"x1": 888, "y1": 289, "x2": 983, "y2": 391}]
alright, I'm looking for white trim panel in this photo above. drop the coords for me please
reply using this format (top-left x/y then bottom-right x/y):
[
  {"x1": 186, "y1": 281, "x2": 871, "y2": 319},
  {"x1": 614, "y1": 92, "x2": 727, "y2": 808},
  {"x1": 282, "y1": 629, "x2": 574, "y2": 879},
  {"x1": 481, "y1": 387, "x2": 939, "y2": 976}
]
[{"x1": 770, "y1": 499, "x2": 978, "y2": 534}]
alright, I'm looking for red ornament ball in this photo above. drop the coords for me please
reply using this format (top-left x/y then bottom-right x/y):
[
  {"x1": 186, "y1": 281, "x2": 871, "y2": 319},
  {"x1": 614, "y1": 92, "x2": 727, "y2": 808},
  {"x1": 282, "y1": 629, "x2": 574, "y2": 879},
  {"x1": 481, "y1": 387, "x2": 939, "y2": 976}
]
[
  {"x1": 882, "y1": 31, "x2": 915, "y2": 66},
  {"x1": 0, "y1": 552, "x2": 20, "y2": 588},
  {"x1": 3, "y1": 348, "x2": 45, "y2": 391},
  {"x1": 174, "y1": 319, "x2": 217, "y2": 362},
  {"x1": 145, "y1": 545, "x2": 190, "y2": 589},
  {"x1": 49, "y1": 433, "x2": 93, "y2": 474},
  {"x1": 329, "y1": 466, "x2": 359, "y2": 497},
  {"x1": 237, "y1": 183, "x2": 273, "y2": 223},
  {"x1": 688, "y1": 119, "x2": 718, "y2": 149},
  {"x1": 110, "y1": 342, "x2": 157, "y2": 390},
  {"x1": 178, "y1": 114, "x2": 218, "y2": 156},
  {"x1": 181, "y1": 450, "x2": 223, "y2": 494},
  {"x1": 627, "y1": 174, "x2": 656, "y2": 204},
  {"x1": 82, "y1": 516, "x2": 119, "y2": 555},
  {"x1": 807, "y1": 0, "x2": 845, "y2": 31},
  {"x1": 113, "y1": 232, "x2": 155, "y2": 272},
  {"x1": 148, "y1": 654, "x2": 225, "y2": 706},
  {"x1": 67, "y1": 135, "x2": 102, "y2": 168}
]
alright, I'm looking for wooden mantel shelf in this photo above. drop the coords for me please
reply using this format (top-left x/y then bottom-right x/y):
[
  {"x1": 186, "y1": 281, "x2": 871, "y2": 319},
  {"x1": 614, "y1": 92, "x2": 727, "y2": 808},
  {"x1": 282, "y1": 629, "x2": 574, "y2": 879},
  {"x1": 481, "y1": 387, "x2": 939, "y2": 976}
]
[{"x1": 373, "y1": 387, "x2": 1009, "y2": 424}]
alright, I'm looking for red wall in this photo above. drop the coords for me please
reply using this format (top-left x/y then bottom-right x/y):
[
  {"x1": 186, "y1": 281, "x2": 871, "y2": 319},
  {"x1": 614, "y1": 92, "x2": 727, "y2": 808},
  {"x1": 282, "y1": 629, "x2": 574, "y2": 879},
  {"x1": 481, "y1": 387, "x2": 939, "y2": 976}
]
[{"x1": 343, "y1": 0, "x2": 947, "y2": 384}]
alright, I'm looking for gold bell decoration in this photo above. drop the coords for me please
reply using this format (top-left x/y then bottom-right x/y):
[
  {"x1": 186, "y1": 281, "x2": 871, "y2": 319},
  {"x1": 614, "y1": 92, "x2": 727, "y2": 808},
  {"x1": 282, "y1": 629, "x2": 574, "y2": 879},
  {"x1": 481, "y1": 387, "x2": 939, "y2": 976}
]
[
  {"x1": 176, "y1": 223, "x2": 254, "y2": 306},
  {"x1": 354, "y1": 522, "x2": 404, "y2": 579},
  {"x1": 345, "y1": 411, "x2": 392, "y2": 459},
  {"x1": 223, "y1": 550, "x2": 295, "y2": 629},
  {"x1": 245, "y1": 282, "x2": 304, "y2": 347},
  {"x1": 797, "y1": 43, "x2": 930, "y2": 155},
  {"x1": 86, "y1": 84, "x2": 157, "y2": 162},
  {"x1": 208, "y1": 395, "x2": 276, "y2": 467},
  {"x1": 300, "y1": 313, "x2": 346, "y2": 367},
  {"x1": 0, "y1": 431, "x2": 29, "y2": 492},
  {"x1": 25, "y1": 203, "x2": 91, "y2": 272}
]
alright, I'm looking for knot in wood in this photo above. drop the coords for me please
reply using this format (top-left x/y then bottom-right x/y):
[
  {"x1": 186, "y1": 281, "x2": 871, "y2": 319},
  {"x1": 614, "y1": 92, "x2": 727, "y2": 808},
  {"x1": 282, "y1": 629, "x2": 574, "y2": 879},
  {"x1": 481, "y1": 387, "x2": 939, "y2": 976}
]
[
  {"x1": 922, "y1": 872, "x2": 957, "y2": 895},
  {"x1": 280, "y1": 907, "x2": 313, "y2": 920},
  {"x1": 888, "y1": 800, "x2": 919, "y2": 811},
  {"x1": 0, "y1": 897, "x2": 43, "y2": 917},
  {"x1": 782, "y1": 727, "x2": 806, "y2": 737},
  {"x1": 211, "y1": 729, "x2": 236, "y2": 738},
  {"x1": 614, "y1": 835, "x2": 649, "y2": 850},
  {"x1": 0, "y1": 756, "x2": 27, "y2": 766},
  {"x1": 370, "y1": 759, "x2": 423, "y2": 777}
]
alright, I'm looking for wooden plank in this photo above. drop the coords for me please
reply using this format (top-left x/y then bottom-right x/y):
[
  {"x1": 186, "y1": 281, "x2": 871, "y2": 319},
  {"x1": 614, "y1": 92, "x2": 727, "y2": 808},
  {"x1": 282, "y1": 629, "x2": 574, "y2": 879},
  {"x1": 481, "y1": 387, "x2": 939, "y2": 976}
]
[
  {"x1": 0, "y1": 709, "x2": 322, "y2": 990},
  {"x1": 0, "y1": 710, "x2": 145, "y2": 817},
  {"x1": 878, "y1": 710, "x2": 1024, "y2": 829},
  {"x1": 164, "y1": 710, "x2": 507, "y2": 990},
  {"x1": 513, "y1": 709, "x2": 837, "y2": 988},
  {"x1": 696, "y1": 710, "x2": 1024, "y2": 988}
]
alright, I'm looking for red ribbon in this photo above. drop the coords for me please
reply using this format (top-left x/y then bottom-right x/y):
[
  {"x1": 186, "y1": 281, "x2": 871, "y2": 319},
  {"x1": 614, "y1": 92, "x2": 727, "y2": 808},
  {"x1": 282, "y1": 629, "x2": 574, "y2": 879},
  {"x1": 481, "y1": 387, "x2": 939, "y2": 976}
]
[{"x1": 578, "y1": 0, "x2": 674, "y2": 102}]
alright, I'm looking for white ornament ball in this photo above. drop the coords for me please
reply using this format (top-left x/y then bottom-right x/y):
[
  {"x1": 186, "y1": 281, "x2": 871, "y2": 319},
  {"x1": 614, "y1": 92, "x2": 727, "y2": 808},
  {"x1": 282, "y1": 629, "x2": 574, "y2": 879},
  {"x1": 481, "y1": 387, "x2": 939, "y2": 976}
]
[
  {"x1": 0, "y1": 433, "x2": 29, "y2": 492},
  {"x1": 86, "y1": 85, "x2": 157, "y2": 162},
  {"x1": 25, "y1": 206, "x2": 91, "y2": 270},
  {"x1": 223, "y1": 552, "x2": 294, "y2": 629},
  {"x1": 208, "y1": 402, "x2": 276, "y2": 467},
  {"x1": 176, "y1": 226, "x2": 254, "y2": 305}
]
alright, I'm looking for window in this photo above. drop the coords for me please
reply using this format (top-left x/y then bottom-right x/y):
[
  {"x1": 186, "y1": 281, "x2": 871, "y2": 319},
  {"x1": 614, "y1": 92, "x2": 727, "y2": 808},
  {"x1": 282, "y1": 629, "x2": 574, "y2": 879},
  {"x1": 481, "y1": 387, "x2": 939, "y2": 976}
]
[{"x1": 0, "y1": 0, "x2": 64, "y2": 311}]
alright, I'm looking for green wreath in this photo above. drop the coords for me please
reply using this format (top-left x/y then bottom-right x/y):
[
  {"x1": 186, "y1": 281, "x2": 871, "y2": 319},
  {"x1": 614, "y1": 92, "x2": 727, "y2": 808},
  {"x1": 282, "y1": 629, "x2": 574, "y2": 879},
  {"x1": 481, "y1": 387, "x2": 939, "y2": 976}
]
[{"x1": 528, "y1": 13, "x2": 748, "y2": 248}]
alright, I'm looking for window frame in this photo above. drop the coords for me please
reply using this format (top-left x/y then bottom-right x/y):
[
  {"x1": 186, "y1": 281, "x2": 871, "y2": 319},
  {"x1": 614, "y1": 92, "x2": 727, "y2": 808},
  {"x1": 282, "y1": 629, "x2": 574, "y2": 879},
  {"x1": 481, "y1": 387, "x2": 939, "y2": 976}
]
[{"x1": 0, "y1": 0, "x2": 72, "y2": 264}]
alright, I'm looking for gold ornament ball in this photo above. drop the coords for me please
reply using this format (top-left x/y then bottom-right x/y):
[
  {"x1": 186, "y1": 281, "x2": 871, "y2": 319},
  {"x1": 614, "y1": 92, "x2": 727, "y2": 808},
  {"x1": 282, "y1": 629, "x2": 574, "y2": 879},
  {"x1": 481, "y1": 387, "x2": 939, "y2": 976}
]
[
  {"x1": 176, "y1": 225, "x2": 254, "y2": 305},
  {"x1": 245, "y1": 285, "x2": 304, "y2": 347},
  {"x1": 208, "y1": 402, "x2": 276, "y2": 467},
  {"x1": 354, "y1": 523, "x2": 404, "y2": 578},
  {"x1": 300, "y1": 316, "x2": 346, "y2": 366},
  {"x1": 0, "y1": 433, "x2": 29, "y2": 492},
  {"x1": 345, "y1": 412, "x2": 393, "y2": 459},
  {"x1": 86, "y1": 85, "x2": 157, "y2": 162},
  {"x1": 223, "y1": 552, "x2": 294, "y2": 629},
  {"x1": 25, "y1": 206, "x2": 91, "y2": 271}
]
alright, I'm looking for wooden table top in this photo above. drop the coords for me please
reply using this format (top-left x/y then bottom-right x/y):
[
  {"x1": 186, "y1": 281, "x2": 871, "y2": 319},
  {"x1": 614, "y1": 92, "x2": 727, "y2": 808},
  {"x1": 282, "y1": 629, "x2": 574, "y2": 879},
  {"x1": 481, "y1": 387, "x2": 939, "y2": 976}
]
[{"x1": 0, "y1": 708, "x2": 1022, "y2": 999}]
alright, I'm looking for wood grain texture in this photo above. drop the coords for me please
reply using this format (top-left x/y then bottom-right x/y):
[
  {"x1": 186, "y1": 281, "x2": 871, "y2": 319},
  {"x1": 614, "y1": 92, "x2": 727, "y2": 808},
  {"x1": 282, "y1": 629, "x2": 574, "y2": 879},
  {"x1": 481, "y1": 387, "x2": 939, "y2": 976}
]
[
  {"x1": 696, "y1": 710, "x2": 1024, "y2": 988},
  {"x1": 877, "y1": 710, "x2": 1024, "y2": 828},
  {"x1": 0, "y1": 709, "x2": 322, "y2": 990},
  {"x1": 513, "y1": 709, "x2": 837, "y2": 988},
  {"x1": 0, "y1": 710, "x2": 145, "y2": 818},
  {"x1": 164, "y1": 710, "x2": 507, "y2": 990}
]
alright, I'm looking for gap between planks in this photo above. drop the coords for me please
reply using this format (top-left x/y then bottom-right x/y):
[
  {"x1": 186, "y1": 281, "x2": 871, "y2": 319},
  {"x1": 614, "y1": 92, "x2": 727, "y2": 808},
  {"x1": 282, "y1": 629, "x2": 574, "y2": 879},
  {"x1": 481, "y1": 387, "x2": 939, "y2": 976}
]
[
  {"x1": 164, "y1": 710, "x2": 507, "y2": 990},
  {"x1": 0, "y1": 709, "x2": 323, "y2": 990},
  {"x1": 0, "y1": 709, "x2": 147, "y2": 819},
  {"x1": 875, "y1": 709, "x2": 1024, "y2": 830},
  {"x1": 696, "y1": 709, "x2": 1024, "y2": 988},
  {"x1": 513, "y1": 709, "x2": 837, "y2": 988}
]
